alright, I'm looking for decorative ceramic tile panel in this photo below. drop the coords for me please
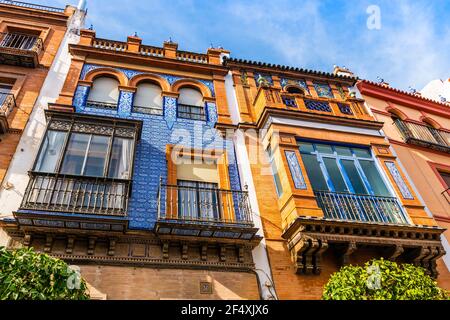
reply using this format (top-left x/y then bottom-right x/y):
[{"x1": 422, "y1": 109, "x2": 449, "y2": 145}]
[
  {"x1": 285, "y1": 150, "x2": 307, "y2": 190},
  {"x1": 313, "y1": 82, "x2": 334, "y2": 98},
  {"x1": 118, "y1": 91, "x2": 134, "y2": 117},
  {"x1": 385, "y1": 161, "x2": 414, "y2": 200},
  {"x1": 73, "y1": 85, "x2": 90, "y2": 112},
  {"x1": 163, "y1": 96, "x2": 177, "y2": 129},
  {"x1": 254, "y1": 73, "x2": 273, "y2": 86},
  {"x1": 206, "y1": 102, "x2": 218, "y2": 128}
]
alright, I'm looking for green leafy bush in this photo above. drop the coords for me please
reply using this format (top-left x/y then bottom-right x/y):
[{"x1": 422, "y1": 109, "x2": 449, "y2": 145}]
[
  {"x1": 323, "y1": 258, "x2": 449, "y2": 300},
  {"x1": 0, "y1": 247, "x2": 90, "y2": 300}
]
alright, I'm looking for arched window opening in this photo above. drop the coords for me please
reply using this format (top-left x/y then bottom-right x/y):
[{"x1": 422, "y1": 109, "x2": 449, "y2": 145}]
[
  {"x1": 286, "y1": 86, "x2": 304, "y2": 95},
  {"x1": 133, "y1": 82, "x2": 163, "y2": 115},
  {"x1": 87, "y1": 76, "x2": 120, "y2": 109},
  {"x1": 177, "y1": 87, "x2": 205, "y2": 121}
]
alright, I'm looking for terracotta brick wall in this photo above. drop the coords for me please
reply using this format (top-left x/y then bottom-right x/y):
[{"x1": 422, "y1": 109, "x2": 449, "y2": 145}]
[
  {"x1": 79, "y1": 266, "x2": 260, "y2": 300},
  {"x1": 0, "y1": 9, "x2": 69, "y2": 184}
]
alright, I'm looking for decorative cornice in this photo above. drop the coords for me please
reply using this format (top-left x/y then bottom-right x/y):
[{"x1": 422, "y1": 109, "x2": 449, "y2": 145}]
[
  {"x1": 357, "y1": 80, "x2": 450, "y2": 118},
  {"x1": 223, "y1": 57, "x2": 358, "y2": 83}
]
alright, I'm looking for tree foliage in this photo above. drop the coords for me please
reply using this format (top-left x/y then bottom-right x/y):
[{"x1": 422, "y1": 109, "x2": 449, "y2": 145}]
[
  {"x1": 0, "y1": 247, "x2": 90, "y2": 300},
  {"x1": 323, "y1": 258, "x2": 449, "y2": 300}
]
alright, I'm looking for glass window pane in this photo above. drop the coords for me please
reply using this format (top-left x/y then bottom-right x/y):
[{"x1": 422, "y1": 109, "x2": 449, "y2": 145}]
[
  {"x1": 84, "y1": 135, "x2": 109, "y2": 177},
  {"x1": 300, "y1": 154, "x2": 328, "y2": 191},
  {"x1": 298, "y1": 142, "x2": 314, "y2": 153},
  {"x1": 341, "y1": 160, "x2": 367, "y2": 194},
  {"x1": 270, "y1": 160, "x2": 283, "y2": 197},
  {"x1": 323, "y1": 158, "x2": 348, "y2": 192},
  {"x1": 335, "y1": 146, "x2": 352, "y2": 157},
  {"x1": 34, "y1": 130, "x2": 67, "y2": 173},
  {"x1": 360, "y1": 160, "x2": 391, "y2": 196},
  {"x1": 316, "y1": 144, "x2": 333, "y2": 154},
  {"x1": 60, "y1": 133, "x2": 90, "y2": 175},
  {"x1": 353, "y1": 148, "x2": 372, "y2": 158},
  {"x1": 108, "y1": 137, "x2": 134, "y2": 179}
]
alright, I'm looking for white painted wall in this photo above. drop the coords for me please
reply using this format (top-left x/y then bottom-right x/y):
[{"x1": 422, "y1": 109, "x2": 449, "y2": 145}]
[
  {"x1": 224, "y1": 70, "x2": 277, "y2": 299},
  {"x1": 0, "y1": 8, "x2": 86, "y2": 246}
]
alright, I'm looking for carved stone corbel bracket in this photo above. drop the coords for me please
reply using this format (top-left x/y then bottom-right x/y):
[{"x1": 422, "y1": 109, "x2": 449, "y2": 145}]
[
  {"x1": 44, "y1": 234, "x2": 53, "y2": 253},
  {"x1": 181, "y1": 242, "x2": 189, "y2": 260},
  {"x1": 87, "y1": 236, "x2": 97, "y2": 255},
  {"x1": 200, "y1": 244, "x2": 208, "y2": 261},
  {"x1": 108, "y1": 238, "x2": 117, "y2": 256},
  {"x1": 66, "y1": 236, "x2": 75, "y2": 254},
  {"x1": 220, "y1": 245, "x2": 227, "y2": 262},
  {"x1": 23, "y1": 234, "x2": 32, "y2": 248},
  {"x1": 384, "y1": 244, "x2": 404, "y2": 261},
  {"x1": 291, "y1": 235, "x2": 329, "y2": 275},
  {"x1": 338, "y1": 241, "x2": 357, "y2": 266},
  {"x1": 162, "y1": 242, "x2": 169, "y2": 259},
  {"x1": 237, "y1": 246, "x2": 245, "y2": 263}
]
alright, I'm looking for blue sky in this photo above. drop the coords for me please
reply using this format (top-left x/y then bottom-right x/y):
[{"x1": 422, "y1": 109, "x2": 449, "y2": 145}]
[{"x1": 39, "y1": 0, "x2": 450, "y2": 90}]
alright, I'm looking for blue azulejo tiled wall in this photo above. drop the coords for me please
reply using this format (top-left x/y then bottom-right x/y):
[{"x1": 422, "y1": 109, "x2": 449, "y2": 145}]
[{"x1": 73, "y1": 65, "x2": 241, "y2": 230}]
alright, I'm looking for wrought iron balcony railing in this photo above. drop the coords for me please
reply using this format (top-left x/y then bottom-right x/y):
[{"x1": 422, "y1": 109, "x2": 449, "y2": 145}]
[
  {"x1": 21, "y1": 172, "x2": 130, "y2": 217},
  {"x1": 394, "y1": 119, "x2": 450, "y2": 152},
  {"x1": 157, "y1": 184, "x2": 253, "y2": 225},
  {"x1": 86, "y1": 100, "x2": 118, "y2": 110},
  {"x1": 0, "y1": 0, "x2": 65, "y2": 13},
  {"x1": 0, "y1": 92, "x2": 16, "y2": 133},
  {"x1": 0, "y1": 32, "x2": 43, "y2": 67},
  {"x1": 177, "y1": 103, "x2": 206, "y2": 121},
  {"x1": 442, "y1": 188, "x2": 450, "y2": 205},
  {"x1": 314, "y1": 190, "x2": 410, "y2": 225},
  {"x1": 253, "y1": 86, "x2": 372, "y2": 124}
]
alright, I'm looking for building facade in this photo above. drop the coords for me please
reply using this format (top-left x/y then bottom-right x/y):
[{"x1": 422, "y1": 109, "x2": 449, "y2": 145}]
[
  {"x1": 0, "y1": 1, "x2": 448, "y2": 301},
  {"x1": 357, "y1": 79, "x2": 450, "y2": 290},
  {"x1": 0, "y1": 27, "x2": 267, "y2": 299},
  {"x1": 223, "y1": 60, "x2": 447, "y2": 299},
  {"x1": 0, "y1": 0, "x2": 86, "y2": 245}
]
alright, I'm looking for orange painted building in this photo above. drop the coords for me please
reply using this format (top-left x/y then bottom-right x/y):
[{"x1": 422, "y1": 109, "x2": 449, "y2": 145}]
[
  {"x1": 357, "y1": 80, "x2": 450, "y2": 289},
  {"x1": 0, "y1": 1, "x2": 77, "y2": 183},
  {"x1": 224, "y1": 60, "x2": 447, "y2": 299}
]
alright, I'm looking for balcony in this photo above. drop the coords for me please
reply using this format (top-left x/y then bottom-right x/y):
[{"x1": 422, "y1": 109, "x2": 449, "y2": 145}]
[
  {"x1": 314, "y1": 190, "x2": 410, "y2": 225},
  {"x1": 394, "y1": 119, "x2": 450, "y2": 153},
  {"x1": 0, "y1": 92, "x2": 15, "y2": 133},
  {"x1": 20, "y1": 172, "x2": 130, "y2": 217},
  {"x1": 155, "y1": 183, "x2": 258, "y2": 241},
  {"x1": 0, "y1": 0, "x2": 65, "y2": 13},
  {"x1": 0, "y1": 32, "x2": 43, "y2": 67},
  {"x1": 253, "y1": 86, "x2": 375, "y2": 127}
]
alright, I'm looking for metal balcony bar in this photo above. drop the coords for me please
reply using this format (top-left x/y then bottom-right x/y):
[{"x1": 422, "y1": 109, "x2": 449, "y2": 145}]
[
  {"x1": 394, "y1": 119, "x2": 450, "y2": 151},
  {"x1": 0, "y1": 32, "x2": 42, "y2": 52},
  {"x1": 86, "y1": 100, "x2": 118, "y2": 110},
  {"x1": 21, "y1": 173, "x2": 130, "y2": 216},
  {"x1": 157, "y1": 184, "x2": 253, "y2": 225},
  {"x1": 133, "y1": 105, "x2": 163, "y2": 115},
  {"x1": 442, "y1": 188, "x2": 450, "y2": 205},
  {"x1": 314, "y1": 190, "x2": 409, "y2": 225},
  {"x1": 0, "y1": 92, "x2": 15, "y2": 118},
  {"x1": 0, "y1": 0, "x2": 65, "y2": 13},
  {"x1": 177, "y1": 103, "x2": 206, "y2": 121}
]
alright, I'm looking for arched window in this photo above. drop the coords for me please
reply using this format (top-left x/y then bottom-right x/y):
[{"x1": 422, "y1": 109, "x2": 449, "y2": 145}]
[
  {"x1": 422, "y1": 119, "x2": 446, "y2": 145},
  {"x1": 286, "y1": 86, "x2": 304, "y2": 95},
  {"x1": 177, "y1": 87, "x2": 205, "y2": 120},
  {"x1": 133, "y1": 82, "x2": 163, "y2": 115},
  {"x1": 87, "y1": 76, "x2": 120, "y2": 109}
]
